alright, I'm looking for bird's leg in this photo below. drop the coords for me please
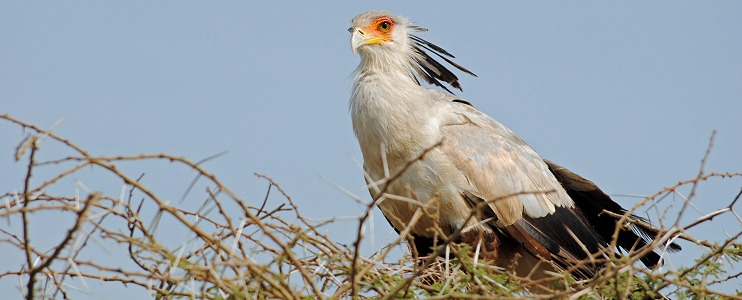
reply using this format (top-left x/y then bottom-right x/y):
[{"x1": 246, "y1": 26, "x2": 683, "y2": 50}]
[{"x1": 460, "y1": 230, "x2": 499, "y2": 261}]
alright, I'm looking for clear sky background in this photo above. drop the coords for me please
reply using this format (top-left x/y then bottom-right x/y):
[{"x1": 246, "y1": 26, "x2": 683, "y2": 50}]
[{"x1": 2, "y1": 2, "x2": 741, "y2": 298}]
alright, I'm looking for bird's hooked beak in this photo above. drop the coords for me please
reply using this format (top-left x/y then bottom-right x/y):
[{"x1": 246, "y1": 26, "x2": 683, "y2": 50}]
[
  {"x1": 349, "y1": 28, "x2": 389, "y2": 54},
  {"x1": 350, "y1": 28, "x2": 366, "y2": 54}
]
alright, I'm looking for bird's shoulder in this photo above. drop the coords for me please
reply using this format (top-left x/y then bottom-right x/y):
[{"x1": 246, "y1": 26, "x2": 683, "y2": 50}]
[{"x1": 423, "y1": 89, "x2": 525, "y2": 146}]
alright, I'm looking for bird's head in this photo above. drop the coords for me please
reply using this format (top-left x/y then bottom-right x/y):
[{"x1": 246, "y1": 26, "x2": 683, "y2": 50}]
[
  {"x1": 349, "y1": 10, "x2": 476, "y2": 93},
  {"x1": 349, "y1": 11, "x2": 412, "y2": 55}
]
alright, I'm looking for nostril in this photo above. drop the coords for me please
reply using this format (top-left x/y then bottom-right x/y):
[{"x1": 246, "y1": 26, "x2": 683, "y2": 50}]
[{"x1": 347, "y1": 27, "x2": 352, "y2": 33}]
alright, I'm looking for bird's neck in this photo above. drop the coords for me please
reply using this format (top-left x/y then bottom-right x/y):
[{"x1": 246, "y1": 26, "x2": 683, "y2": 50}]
[
  {"x1": 355, "y1": 47, "x2": 417, "y2": 78},
  {"x1": 350, "y1": 51, "x2": 435, "y2": 173}
]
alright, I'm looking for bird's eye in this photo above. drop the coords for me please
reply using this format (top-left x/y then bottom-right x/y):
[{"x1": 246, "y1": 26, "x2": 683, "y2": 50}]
[{"x1": 377, "y1": 20, "x2": 392, "y2": 33}]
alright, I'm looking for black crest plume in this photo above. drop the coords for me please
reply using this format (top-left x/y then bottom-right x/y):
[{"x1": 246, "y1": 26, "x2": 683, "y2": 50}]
[{"x1": 408, "y1": 26, "x2": 477, "y2": 94}]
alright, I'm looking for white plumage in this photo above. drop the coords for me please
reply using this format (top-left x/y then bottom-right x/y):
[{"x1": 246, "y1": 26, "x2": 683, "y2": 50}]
[{"x1": 348, "y1": 10, "x2": 678, "y2": 278}]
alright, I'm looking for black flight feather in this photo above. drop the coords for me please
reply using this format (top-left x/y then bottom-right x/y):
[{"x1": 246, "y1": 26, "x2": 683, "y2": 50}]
[{"x1": 545, "y1": 160, "x2": 681, "y2": 268}]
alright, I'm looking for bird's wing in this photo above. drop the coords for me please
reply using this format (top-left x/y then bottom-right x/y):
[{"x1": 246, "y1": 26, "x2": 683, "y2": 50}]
[
  {"x1": 545, "y1": 160, "x2": 681, "y2": 268},
  {"x1": 435, "y1": 95, "x2": 605, "y2": 272},
  {"x1": 437, "y1": 97, "x2": 572, "y2": 223}
]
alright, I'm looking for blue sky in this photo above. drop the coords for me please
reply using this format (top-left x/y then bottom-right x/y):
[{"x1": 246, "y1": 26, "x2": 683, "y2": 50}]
[{"x1": 2, "y1": 2, "x2": 741, "y2": 298}]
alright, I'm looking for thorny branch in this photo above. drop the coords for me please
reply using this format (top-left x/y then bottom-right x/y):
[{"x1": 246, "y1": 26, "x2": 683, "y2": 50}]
[{"x1": 1, "y1": 114, "x2": 741, "y2": 299}]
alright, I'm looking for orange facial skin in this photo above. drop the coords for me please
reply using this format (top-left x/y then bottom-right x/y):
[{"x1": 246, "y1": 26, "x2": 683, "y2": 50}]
[{"x1": 361, "y1": 17, "x2": 395, "y2": 44}]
